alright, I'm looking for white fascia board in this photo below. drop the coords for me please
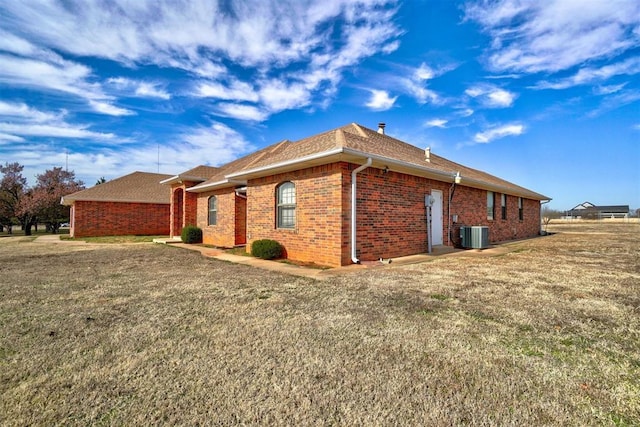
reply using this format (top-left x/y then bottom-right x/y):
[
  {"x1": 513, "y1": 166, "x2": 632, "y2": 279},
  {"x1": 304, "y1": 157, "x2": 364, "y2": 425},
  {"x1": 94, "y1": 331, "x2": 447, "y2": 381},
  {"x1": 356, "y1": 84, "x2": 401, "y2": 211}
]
[
  {"x1": 159, "y1": 175, "x2": 180, "y2": 184},
  {"x1": 187, "y1": 178, "x2": 246, "y2": 193},
  {"x1": 160, "y1": 175, "x2": 207, "y2": 185}
]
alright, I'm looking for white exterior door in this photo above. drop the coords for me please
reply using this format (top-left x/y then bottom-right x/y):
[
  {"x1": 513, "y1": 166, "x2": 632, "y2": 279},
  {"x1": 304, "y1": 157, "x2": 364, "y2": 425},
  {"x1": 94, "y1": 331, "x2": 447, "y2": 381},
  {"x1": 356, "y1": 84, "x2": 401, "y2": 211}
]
[{"x1": 431, "y1": 190, "x2": 443, "y2": 245}]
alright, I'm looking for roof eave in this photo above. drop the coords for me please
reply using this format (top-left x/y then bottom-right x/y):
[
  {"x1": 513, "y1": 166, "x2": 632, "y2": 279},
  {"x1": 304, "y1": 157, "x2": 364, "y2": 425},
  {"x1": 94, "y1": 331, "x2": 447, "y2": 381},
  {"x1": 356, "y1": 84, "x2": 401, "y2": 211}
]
[
  {"x1": 61, "y1": 198, "x2": 170, "y2": 205},
  {"x1": 187, "y1": 179, "x2": 246, "y2": 193},
  {"x1": 160, "y1": 174, "x2": 208, "y2": 185},
  {"x1": 194, "y1": 146, "x2": 549, "y2": 201}
]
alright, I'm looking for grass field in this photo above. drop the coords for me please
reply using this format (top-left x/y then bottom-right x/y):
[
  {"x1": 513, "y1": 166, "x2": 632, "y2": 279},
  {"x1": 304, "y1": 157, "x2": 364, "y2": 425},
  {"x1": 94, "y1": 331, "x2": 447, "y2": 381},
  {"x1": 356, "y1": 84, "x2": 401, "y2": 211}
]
[{"x1": 0, "y1": 222, "x2": 638, "y2": 425}]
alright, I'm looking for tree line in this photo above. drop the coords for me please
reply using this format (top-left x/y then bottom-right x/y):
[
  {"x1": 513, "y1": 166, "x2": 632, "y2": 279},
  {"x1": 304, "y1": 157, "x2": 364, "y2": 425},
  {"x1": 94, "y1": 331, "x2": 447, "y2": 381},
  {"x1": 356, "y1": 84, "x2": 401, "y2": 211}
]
[{"x1": 0, "y1": 162, "x2": 85, "y2": 235}]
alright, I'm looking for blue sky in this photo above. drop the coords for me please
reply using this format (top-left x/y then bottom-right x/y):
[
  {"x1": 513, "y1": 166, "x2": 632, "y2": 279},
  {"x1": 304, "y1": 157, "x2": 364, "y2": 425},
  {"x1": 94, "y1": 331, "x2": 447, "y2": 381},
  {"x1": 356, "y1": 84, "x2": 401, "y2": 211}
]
[{"x1": 0, "y1": 0, "x2": 638, "y2": 211}]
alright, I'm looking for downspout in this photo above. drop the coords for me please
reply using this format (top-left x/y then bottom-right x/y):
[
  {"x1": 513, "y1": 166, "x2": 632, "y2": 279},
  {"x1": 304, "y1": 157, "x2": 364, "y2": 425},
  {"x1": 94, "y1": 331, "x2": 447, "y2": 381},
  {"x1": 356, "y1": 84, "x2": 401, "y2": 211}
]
[{"x1": 351, "y1": 158, "x2": 372, "y2": 264}]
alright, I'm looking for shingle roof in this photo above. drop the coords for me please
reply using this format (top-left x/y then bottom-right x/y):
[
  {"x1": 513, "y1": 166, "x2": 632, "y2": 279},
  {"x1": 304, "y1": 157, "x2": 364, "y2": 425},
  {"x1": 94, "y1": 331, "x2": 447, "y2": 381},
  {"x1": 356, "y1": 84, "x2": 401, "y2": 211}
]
[
  {"x1": 189, "y1": 123, "x2": 550, "y2": 200},
  {"x1": 178, "y1": 165, "x2": 219, "y2": 180},
  {"x1": 159, "y1": 165, "x2": 220, "y2": 184},
  {"x1": 61, "y1": 172, "x2": 172, "y2": 205}
]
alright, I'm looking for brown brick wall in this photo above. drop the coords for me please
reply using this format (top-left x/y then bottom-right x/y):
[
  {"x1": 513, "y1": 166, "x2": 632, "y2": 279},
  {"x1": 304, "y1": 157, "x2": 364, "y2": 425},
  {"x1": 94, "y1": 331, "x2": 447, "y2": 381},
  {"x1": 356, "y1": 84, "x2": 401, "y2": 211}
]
[
  {"x1": 448, "y1": 186, "x2": 541, "y2": 245},
  {"x1": 197, "y1": 188, "x2": 240, "y2": 247},
  {"x1": 71, "y1": 201, "x2": 169, "y2": 238},
  {"x1": 170, "y1": 181, "x2": 199, "y2": 238},
  {"x1": 349, "y1": 167, "x2": 452, "y2": 263},
  {"x1": 242, "y1": 162, "x2": 541, "y2": 267},
  {"x1": 247, "y1": 163, "x2": 345, "y2": 267}
]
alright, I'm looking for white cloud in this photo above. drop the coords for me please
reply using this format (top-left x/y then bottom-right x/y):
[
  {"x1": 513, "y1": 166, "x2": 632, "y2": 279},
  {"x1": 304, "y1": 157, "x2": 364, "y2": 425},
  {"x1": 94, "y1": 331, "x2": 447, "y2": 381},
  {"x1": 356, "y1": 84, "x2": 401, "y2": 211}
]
[
  {"x1": 414, "y1": 63, "x2": 435, "y2": 81},
  {"x1": 588, "y1": 89, "x2": 640, "y2": 117},
  {"x1": 465, "y1": 84, "x2": 516, "y2": 108},
  {"x1": 458, "y1": 108, "x2": 474, "y2": 117},
  {"x1": 259, "y1": 80, "x2": 312, "y2": 112},
  {"x1": 425, "y1": 119, "x2": 448, "y2": 128},
  {"x1": 365, "y1": 90, "x2": 397, "y2": 111},
  {"x1": 216, "y1": 103, "x2": 268, "y2": 121},
  {"x1": 465, "y1": 0, "x2": 640, "y2": 74},
  {"x1": 0, "y1": 101, "x2": 116, "y2": 140},
  {"x1": 474, "y1": 123, "x2": 525, "y2": 143},
  {"x1": 0, "y1": 1, "x2": 403, "y2": 119},
  {"x1": 0, "y1": 122, "x2": 114, "y2": 139},
  {"x1": 88, "y1": 101, "x2": 135, "y2": 117},
  {"x1": 108, "y1": 77, "x2": 171, "y2": 100},
  {"x1": 0, "y1": 101, "x2": 63, "y2": 122},
  {"x1": 0, "y1": 132, "x2": 25, "y2": 142},
  {"x1": 398, "y1": 62, "x2": 452, "y2": 105},
  {"x1": 594, "y1": 83, "x2": 627, "y2": 96},
  {"x1": 3, "y1": 121, "x2": 254, "y2": 187},
  {"x1": 196, "y1": 80, "x2": 258, "y2": 102},
  {"x1": 534, "y1": 57, "x2": 640, "y2": 90}
]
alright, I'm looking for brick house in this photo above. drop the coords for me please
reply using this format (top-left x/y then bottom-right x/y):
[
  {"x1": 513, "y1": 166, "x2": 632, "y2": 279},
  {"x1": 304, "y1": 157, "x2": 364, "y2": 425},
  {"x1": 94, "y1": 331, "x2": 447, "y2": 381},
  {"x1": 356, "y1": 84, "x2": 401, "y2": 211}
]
[
  {"x1": 167, "y1": 123, "x2": 550, "y2": 267},
  {"x1": 61, "y1": 171, "x2": 173, "y2": 238}
]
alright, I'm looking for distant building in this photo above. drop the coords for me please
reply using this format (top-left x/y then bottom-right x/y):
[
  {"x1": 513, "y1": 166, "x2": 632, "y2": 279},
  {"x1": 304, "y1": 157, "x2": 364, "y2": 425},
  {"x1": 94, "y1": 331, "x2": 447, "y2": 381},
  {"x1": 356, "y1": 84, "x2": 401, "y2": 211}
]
[{"x1": 565, "y1": 202, "x2": 630, "y2": 219}]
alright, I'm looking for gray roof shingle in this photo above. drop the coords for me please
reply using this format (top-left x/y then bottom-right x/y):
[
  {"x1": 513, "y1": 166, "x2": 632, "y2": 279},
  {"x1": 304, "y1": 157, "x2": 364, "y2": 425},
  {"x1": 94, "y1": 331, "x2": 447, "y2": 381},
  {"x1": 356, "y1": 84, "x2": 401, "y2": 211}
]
[{"x1": 62, "y1": 172, "x2": 173, "y2": 205}]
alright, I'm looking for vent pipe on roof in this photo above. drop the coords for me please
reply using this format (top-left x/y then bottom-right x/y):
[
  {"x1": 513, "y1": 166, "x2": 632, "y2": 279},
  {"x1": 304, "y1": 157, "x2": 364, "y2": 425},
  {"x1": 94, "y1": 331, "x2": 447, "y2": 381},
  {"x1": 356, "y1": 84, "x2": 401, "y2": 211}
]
[
  {"x1": 377, "y1": 122, "x2": 386, "y2": 134},
  {"x1": 425, "y1": 147, "x2": 431, "y2": 162}
]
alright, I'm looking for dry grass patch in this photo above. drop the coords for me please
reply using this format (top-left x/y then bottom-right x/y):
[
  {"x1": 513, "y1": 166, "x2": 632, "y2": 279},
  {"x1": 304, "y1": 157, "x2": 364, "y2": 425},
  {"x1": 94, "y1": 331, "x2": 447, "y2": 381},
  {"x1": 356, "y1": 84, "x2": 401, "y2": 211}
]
[{"x1": 0, "y1": 222, "x2": 638, "y2": 425}]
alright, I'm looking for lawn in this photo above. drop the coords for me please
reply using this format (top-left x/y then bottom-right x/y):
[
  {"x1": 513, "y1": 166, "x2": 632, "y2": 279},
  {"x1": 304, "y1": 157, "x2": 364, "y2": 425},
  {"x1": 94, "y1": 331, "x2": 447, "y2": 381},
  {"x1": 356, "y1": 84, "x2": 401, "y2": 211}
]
[{"x1": 0, "y1": 222, "x2": 638, "y2": 425}]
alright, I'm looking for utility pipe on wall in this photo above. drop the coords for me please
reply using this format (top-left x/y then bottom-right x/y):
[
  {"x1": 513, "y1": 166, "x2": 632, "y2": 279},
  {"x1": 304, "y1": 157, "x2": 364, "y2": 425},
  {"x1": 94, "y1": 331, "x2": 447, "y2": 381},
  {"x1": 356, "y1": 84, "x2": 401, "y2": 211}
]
[{"x1": 351, "y1": 158, "x2": 372, "y2": 264}]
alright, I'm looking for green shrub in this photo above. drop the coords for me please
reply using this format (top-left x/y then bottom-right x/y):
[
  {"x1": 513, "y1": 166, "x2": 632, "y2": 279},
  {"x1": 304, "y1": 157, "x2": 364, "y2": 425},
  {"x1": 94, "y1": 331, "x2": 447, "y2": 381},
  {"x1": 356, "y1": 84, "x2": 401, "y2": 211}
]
[
  {"x1": 251, "y1": 239, "x2": 284, "y2": 259},
  {"x1": 181, "y1": 225, "x2": 202, "y2": 244}
]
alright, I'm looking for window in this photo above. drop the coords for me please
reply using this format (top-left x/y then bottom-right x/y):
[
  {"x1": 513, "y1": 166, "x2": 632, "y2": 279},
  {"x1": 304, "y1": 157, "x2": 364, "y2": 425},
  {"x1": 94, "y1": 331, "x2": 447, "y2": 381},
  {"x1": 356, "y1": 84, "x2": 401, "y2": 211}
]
[
  {"x1": 501, "y1": 194, "x2": 507, "y2": 220},
  {"x1": 487, "y1": 191, "x2": 495, "y2": 220},
  {"x1": 518, "y1": 197, "x2": 524, "y2": 221},
  {"x1": 208, "y1": 196, "x2": 217, "y2": 226},
  {"x1": 277, "y1": 182, "x2": 296, "y2": 228}
]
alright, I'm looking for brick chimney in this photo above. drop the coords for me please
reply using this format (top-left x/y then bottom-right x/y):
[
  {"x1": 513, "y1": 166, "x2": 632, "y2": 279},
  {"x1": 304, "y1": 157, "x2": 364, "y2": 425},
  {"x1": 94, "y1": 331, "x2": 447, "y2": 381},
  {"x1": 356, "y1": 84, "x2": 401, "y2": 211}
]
[{"x1": 377, "y1": 122, "x2": 386, "y2": 134}]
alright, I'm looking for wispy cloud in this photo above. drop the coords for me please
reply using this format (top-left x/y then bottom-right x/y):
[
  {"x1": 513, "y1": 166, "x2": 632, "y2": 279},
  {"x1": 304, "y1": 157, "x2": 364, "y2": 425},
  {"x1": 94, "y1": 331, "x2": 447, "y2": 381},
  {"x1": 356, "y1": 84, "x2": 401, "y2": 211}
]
[
  {"x1": 533, "y1": 57, "x2": 640, "y2": 90},
  {"x1": 465, "y1": 84, "x2": 516, "y2": 108},
  {"x1": 365, "y1": 90, "x2": 397, "y2": 111},
  {"x1": 465, "y1": 0, "x2": 640, "y2": 74},
  {"x1": 89, "y1": 101, "x2": 135, "y2": 117},
  {"x1": 474, "y1": 123, "x2": 525, "y2": 143},
  {"x1": 0, "y1": 52, "x2": 134, "y2": 116},
  {"x1": 196, "y1": 80, "x2": 259, "y2": 102},
  {"x1": 0, "y1": 101, "x2": 115, "y2": 140},
  {"x1": 0, "y1": 0, "x2": 402, "y2": 122},
  {"x1": 588, "y1": 89, "x2": 640, "y2": 117},
  {"x1": 401, "y1": 62, "x2": 444, "y2": 104},
  {"x1": 425, "y1": 119, "x2": 448, "y2": 128},
  {"x1": 107, "y1": 77, "x2": 171, "y2": 100},
  {"x1": 215, "y1": 103, "x2": 268, "y2": 122}
]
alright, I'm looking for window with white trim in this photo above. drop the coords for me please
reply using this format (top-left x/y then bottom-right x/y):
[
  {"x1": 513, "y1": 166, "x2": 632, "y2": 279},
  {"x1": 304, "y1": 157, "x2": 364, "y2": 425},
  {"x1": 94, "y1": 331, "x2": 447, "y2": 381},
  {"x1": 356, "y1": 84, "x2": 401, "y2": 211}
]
[
  {"x1": 501, "y1": 193, "x2": 507, "y2": 220},
  {"x1": 487, "y1": 191, "x2": 495, "y2": 220},
  {"x1": 277, "y1": 182, "x2": 296, "y2": 229},
  {"x1": 208, "y1": 196, "x2": 217, "y2": 226},
  {"x1": 518, "y1": 197, "x2": 524, "y2": 221}
]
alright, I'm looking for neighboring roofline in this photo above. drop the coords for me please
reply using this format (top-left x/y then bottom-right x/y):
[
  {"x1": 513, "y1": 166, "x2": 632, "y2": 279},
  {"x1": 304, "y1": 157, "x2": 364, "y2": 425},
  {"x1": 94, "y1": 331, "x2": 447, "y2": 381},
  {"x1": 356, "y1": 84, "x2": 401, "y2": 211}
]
[{"x1": 61, "y1": 196, "x2": 170, "y2": 206}]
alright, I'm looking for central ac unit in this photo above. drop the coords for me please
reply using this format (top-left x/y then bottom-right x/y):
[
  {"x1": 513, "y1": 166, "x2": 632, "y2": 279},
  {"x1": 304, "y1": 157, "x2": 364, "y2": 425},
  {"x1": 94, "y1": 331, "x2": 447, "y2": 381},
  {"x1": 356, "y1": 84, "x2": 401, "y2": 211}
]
[{"x1": 460, "y1": 226, "x2": 489, "y2": 249}]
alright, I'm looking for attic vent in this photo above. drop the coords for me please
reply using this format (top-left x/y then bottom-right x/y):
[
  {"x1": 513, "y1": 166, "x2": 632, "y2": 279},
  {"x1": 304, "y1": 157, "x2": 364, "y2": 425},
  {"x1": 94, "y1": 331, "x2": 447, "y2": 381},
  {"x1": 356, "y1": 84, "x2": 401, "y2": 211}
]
[
  {"x1": 377, "y1": 122, "x2": 386, "y2": 134},
  {"x1": 425, "y1": 147, "x2": 431, "y2": 162}
]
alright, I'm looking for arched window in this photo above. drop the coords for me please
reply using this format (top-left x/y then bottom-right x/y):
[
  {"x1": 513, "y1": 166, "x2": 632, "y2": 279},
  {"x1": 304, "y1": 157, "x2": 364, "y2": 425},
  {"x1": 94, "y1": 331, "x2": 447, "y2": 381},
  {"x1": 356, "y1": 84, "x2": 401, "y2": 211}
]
[
  {"x1": 208, "y1": 196, "x2": 217, "y2": 226},
  {"x1": 276, "y1": 182, "x2": 295, "y2": 228}
]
